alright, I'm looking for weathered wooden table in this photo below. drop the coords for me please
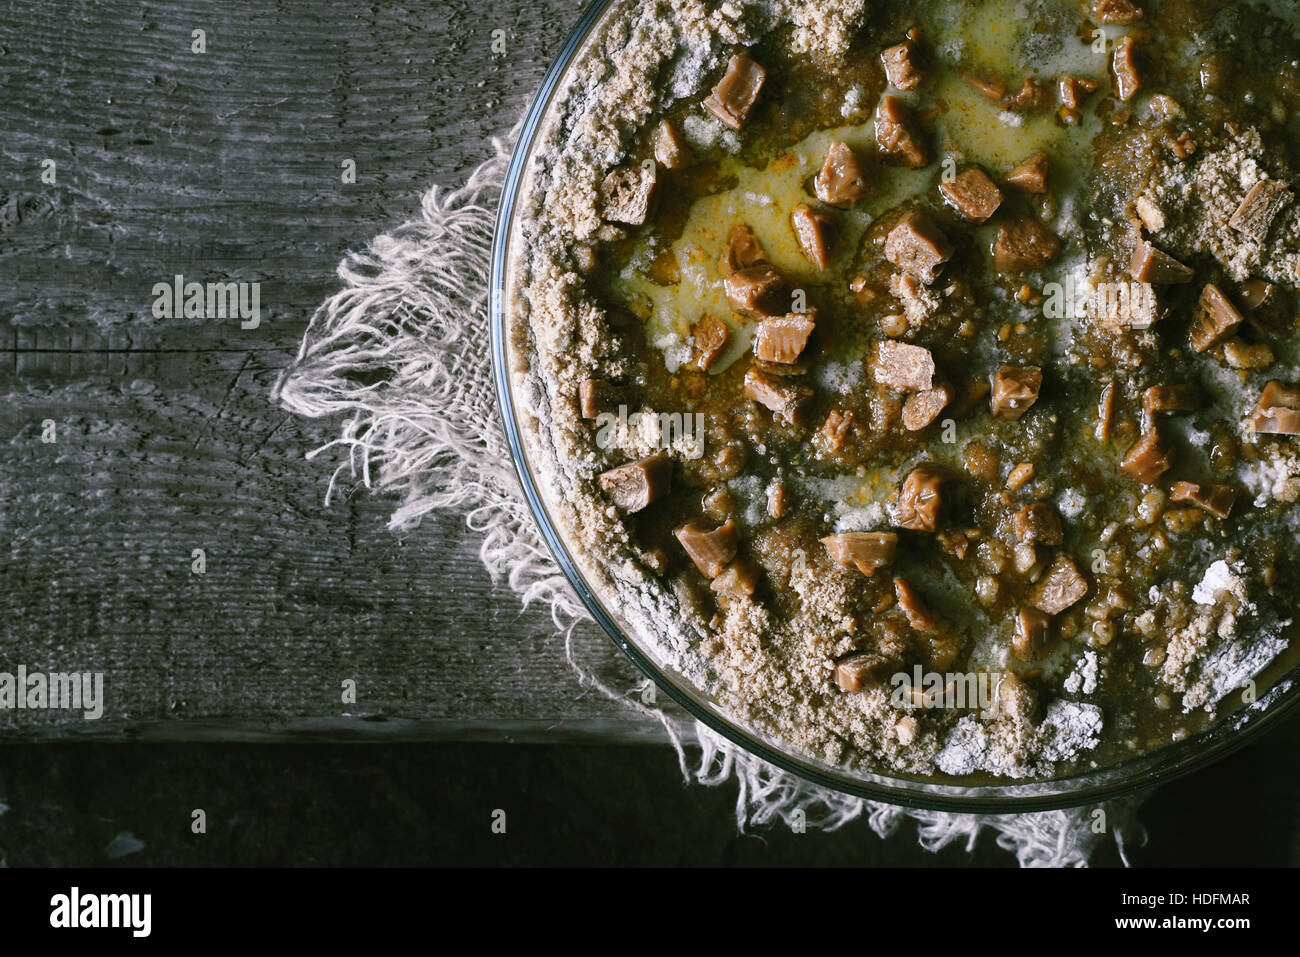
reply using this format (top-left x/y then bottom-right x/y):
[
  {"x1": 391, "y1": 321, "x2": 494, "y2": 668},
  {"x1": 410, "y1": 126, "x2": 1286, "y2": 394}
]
[
  {"x1": 3, "y1": 3, "x2": 1298, "y2": 869},
  {"x1": 1, "y1": 0, "x2": 668, "y2": 742}
]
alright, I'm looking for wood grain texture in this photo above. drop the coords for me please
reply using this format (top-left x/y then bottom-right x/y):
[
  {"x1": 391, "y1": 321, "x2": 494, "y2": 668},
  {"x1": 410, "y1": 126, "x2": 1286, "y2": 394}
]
[{"x1": 0, "y1": 0, "x2": 682, "y2": 739}]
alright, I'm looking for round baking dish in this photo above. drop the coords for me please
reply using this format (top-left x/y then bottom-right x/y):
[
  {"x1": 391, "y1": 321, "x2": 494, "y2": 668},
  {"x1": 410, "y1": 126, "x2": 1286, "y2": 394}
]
[{"x1": 489, "y1": 0, "x2": 1300, "y2": 811}]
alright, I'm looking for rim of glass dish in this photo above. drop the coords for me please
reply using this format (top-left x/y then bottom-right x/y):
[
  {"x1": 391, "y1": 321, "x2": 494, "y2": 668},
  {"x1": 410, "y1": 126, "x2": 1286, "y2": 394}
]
[{"x1": 489, "y1": 0, "x2": 1300, "y2": 812}]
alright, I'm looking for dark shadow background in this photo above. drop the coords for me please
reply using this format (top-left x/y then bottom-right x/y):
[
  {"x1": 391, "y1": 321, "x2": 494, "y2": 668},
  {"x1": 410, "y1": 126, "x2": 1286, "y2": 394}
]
[{"x1": 0, "y1": 709, "x2": 1295, "y2": 867}]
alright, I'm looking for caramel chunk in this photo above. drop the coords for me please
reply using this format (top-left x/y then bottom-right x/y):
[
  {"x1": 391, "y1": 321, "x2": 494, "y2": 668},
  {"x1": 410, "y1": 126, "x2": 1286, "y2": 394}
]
[
  {"x1": 1142, "y1": 384, "x2": 1200, "y2": 417},
  {"x1": 686, "y1": 314, "x2": 730, "y2": 372},
  {"x1": 1151, "y1": 92, "x2": 1181, "y2": 114},
  {"x1": 579, "y1": 379, "x2": 620, "y2": 419},
  {"x1": 874, "y1": 340, "x2": 936, "y2": 392},
  {"x1": 896, "y1": 465, "x2": 956, "y2": 532},
  {"x1": 674, "y1": 517, "x2": 738, "y2": 578},
  {"x1": 835, "y1": 652, "x2": 893, "y2": 692},
  {"x1": 767, "y1": 481, "x2": 790, "y2": 519},
  {"x1": 1166, "y1": 130, "x2": 1198, "y2": 159},
  {"x1": 822, "y1": 532, "x2": 898, "y2": 577},
  {"x1": 753, "y1": 314, "x2": 815, "y2": 364},
  {"x1": 936, "y1": 528, "x2": 973, "y2": 559},
  {"x1": 1094, "y1": 0, "x2": 1144, "y2": 23},
  {"x1": 744, "y1": 367, "x2": 813, "y2": 424},
  {"x1": 875, "y1": 95, "x2": 928, "y2": 168},
  {"x1": 885, "y1": 211, "x2": 953, "y2": 283},
  {"x1": 816, "y1": 408, "x2": 854, "y2": 454},
  {"x1": 894, "y1": 578, "x2": 939, "y2": 632},
  {"x1": 996, "y1": 670, "x2": 1039, "y2": 716},
  {"x1": 1189, "y1": 283, "x2": 1244, "y2": 353},
  {"x1": 1012, "y1": 607, "x2": 1055, "y2": 661},
  {"x1": 1229, "y1": 179, "x2": 1293, "y2": 242},
  {"x1": 1135, "y1": 195, "x2": 1165, "y2": 231},
  {"x1": 1249, "y1": 381, "x2": 1300, "y2": 435},
  {"x1": 1056, "y1": 75, "x2": 1099, "y2": 111},
  {"x1": 791, "y1": 203, "x2": 837, "y2": 269},
  {"x1": 1005, "y1": 150, "x2": 1049, "y2": 194},
  {"x1": 702, "y1": 485, "x2": 735, "y2": 520},
  {"x1": 1031, "y1": 554, "x2": 1089, "y2": 616},
  {"x1": 940, "y1": 167, "x2": 1004, "y2": 224},
  {"x1": 1128, "y1": 239, "x2": 1193, "y2": 284},
  {"x1": 1008, "y1": 464, "x2": 1035, "y2": 491},
  {"x1": 723, "y1": 265, "x2": 790, "y2": 317},
  {"x1": 703, "y1": 53, "x2": 765, "y2": 130},
  {"x1": 599, "y1": 163, "x2": 658, "y2": 227},
  {"x1": 1013, "y1": 504, "x2": 1064, "y2": 546},
  {"x1": 1002, "y1": 77, "x2": 1051, "y2": 113},
  {"x1": 881, "y1": 33, "x2": 924, "y2": 91},
  {"x1": 710, "y1": 559, "x2": 761, "y2": 599},
  {"x1": 813, "y1": 141, "x2": 870, "y2": 208},
  {"x1": 1223, "y1": 339, "x2": 1275, "y2": 370},
  {"x1": 992, "y1": 214, "x2": 1060, "y2": 271},
  {"x1": 962, "y1": 69, "x2": 1007, "y2": 101},
  {"x1": 902, "y1": 379, "x2": 955, "y2": 431},
  {"x1": 652, "y1": 120, "x2": 692, "y2": 170},
  {"x1": 1121, "y1": 426, "x2": 1175, "y2": 483},
  {"x1": 1112, "y1": 34, "x2": 1141, "y2": 102},
  {"x1": 1097, "y1": 382, "x2": 1117, "y2": 441},
  {"x1": 718, "y1": 223, "x2": 767, "y2": 277},
  {"x1": 1241, "y1": 278, "x2": 1277, "y2": 312},
  {"x1": 598, "y1": 452, "x2": 672, "y2": 513},
  {"x1": 1169, "y1": 481, "x2": 1237, "y2": 519},
  {"x1": 990, "y1": 365, "x2": 1043, "y2": 420}
]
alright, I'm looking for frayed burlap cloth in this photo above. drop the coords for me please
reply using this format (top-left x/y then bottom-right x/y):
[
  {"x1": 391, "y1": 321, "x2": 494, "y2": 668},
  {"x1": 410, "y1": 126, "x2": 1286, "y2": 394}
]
[{"x1": 272, "y1": 132, "x2": 1149, "y2": 867}]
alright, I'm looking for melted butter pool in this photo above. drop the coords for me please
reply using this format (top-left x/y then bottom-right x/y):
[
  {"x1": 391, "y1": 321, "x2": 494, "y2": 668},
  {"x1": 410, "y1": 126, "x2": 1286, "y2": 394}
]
[{"x1": 613, "y1": 0, "x2": 1128, "y2": 374}]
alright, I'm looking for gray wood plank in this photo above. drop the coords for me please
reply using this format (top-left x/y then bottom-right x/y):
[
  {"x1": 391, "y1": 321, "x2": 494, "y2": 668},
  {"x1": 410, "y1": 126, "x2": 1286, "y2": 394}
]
[{"x1": 0, "y1": 0, "x2": 679, "y2": 738}]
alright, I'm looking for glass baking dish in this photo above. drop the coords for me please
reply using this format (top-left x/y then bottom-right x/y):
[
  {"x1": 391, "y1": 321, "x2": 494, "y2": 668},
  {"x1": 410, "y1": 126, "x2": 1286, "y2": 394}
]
[{"x1": 489, "y1": 0, "x2": 1300, "y2": 811}]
